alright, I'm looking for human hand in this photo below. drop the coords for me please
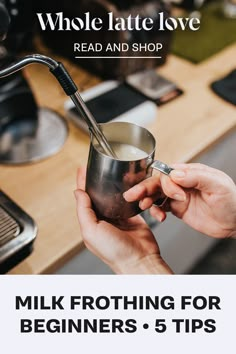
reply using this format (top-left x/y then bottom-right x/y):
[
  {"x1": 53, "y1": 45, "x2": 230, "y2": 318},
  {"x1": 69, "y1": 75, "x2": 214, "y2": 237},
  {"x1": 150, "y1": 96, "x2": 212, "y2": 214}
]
[
  {"x1": 124, "y1": 163, "x2": 236, "y2": 239},
  {"x1": 74, "y1": 168, "x2": 173, "y2": 274}
]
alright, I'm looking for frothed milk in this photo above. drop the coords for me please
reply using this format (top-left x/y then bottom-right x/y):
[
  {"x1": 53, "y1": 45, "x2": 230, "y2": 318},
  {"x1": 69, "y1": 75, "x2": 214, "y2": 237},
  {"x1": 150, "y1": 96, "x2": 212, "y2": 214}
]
[{"x1": 96, "y1": 142, "x2": 148, "y2": 161}]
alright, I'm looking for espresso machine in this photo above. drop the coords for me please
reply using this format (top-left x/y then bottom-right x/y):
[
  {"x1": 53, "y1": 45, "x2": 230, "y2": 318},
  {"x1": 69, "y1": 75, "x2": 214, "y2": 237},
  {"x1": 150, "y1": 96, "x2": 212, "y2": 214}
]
[{"x1": 0, "y1": 0, "x2": 69, "y2": 165}]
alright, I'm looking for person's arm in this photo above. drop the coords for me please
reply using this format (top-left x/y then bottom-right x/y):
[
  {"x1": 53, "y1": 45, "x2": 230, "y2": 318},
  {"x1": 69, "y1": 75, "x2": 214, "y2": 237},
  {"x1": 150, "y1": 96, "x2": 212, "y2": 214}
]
[
  {"x1": 124, "y1": 163, "x2": 236, "y2": 239},
  {"x1": 74, "y1": 168, "x2": 173, "y2": 275}
]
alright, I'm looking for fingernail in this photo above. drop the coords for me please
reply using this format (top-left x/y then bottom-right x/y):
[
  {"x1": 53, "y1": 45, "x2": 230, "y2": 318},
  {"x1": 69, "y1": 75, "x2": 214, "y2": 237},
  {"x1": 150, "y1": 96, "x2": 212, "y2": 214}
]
[
  {"x1": 123, "y1": 187, "x2": 137, "y2": 200},
  {"x1": 139, "y1": 200, "x2": 144, "y2": 210},
  {"x1": 160, "y1": 215, "x2": 166, "y2": 223},
  {"x1": 171, "y1": 170, "x2": 186, "y2": 178},
  {"x1": 173, "y1": 193, "x2": 186, "y2": 202}
]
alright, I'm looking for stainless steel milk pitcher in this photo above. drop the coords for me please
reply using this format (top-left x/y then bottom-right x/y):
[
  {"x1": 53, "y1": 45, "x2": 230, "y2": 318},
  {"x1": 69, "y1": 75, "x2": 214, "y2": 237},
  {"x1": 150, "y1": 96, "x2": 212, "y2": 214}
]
[{"x1": 86, "y1": 121, "x2": 172, "y2": 220}]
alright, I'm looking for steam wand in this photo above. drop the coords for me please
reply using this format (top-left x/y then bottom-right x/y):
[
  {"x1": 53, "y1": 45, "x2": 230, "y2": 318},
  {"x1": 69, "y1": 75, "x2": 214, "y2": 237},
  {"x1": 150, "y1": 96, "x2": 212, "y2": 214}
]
[{"x1": 0, "y1": 54, "x2": 117, "y2": 158}]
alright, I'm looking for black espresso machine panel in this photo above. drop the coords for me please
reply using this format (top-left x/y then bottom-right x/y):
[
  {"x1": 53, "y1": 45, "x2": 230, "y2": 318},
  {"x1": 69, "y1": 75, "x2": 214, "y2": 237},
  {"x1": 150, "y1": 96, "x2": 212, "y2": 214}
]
[{"x1": 0, "y1": 191, "x2": 37, "y2": 273}]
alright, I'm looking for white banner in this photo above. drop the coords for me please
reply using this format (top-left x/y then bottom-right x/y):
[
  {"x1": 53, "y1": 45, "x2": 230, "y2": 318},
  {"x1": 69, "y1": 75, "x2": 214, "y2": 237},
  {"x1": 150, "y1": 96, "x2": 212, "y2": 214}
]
[{"x1": 0, "y1": 275, "x2": 235, "y2": 354}]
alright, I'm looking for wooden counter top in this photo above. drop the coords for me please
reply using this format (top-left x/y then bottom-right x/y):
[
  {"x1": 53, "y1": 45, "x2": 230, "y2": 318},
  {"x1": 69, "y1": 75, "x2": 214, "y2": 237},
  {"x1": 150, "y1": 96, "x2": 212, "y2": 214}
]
[{"x1": 1, "y1": 44, "x2": 236, "y2": 274}]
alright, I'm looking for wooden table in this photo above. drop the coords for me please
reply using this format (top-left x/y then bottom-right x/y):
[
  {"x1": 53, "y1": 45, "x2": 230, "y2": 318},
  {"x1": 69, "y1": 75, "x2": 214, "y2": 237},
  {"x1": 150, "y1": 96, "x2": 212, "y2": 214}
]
[{"x1": 1, "y1": 44, "x2": 236, "y2": 274}]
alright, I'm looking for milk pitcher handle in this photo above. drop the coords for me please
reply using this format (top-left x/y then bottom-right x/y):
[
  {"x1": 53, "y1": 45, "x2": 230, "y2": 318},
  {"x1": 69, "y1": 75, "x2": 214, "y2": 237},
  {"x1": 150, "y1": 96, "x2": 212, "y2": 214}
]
[
  {"x1": 151, "y1": 160, "x2": 174, "y2": 176},
  {"x1": 150, "y1": 160, "x2": 174, "y2": 207}
]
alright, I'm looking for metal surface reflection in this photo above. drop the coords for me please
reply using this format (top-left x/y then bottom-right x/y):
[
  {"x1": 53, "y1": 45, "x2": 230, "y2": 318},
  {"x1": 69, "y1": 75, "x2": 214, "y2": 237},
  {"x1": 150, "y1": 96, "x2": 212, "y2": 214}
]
[{"x1": 0, "y1": 108, "x2": 68, "y2": 164}]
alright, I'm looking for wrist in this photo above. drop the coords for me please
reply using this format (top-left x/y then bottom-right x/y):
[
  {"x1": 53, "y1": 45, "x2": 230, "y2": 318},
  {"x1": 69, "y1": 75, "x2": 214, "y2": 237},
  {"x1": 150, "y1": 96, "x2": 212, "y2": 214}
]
[{"x1": 112, "y1": 254, "x2": 173, "y2": 275}]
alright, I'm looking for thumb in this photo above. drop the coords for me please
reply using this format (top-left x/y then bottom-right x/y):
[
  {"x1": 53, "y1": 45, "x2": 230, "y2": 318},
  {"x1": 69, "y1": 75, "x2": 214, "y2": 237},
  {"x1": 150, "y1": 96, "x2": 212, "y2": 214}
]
[{"x1": 170, "y1": 168, "x2": 224, "y2": 193}]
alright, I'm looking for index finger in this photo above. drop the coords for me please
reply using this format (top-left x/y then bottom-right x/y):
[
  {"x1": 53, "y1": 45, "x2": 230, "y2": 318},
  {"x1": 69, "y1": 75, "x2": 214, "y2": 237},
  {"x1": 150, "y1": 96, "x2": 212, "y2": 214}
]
[{"x1": 123, "y1": 175, "x2": 162, "y2": 202}]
